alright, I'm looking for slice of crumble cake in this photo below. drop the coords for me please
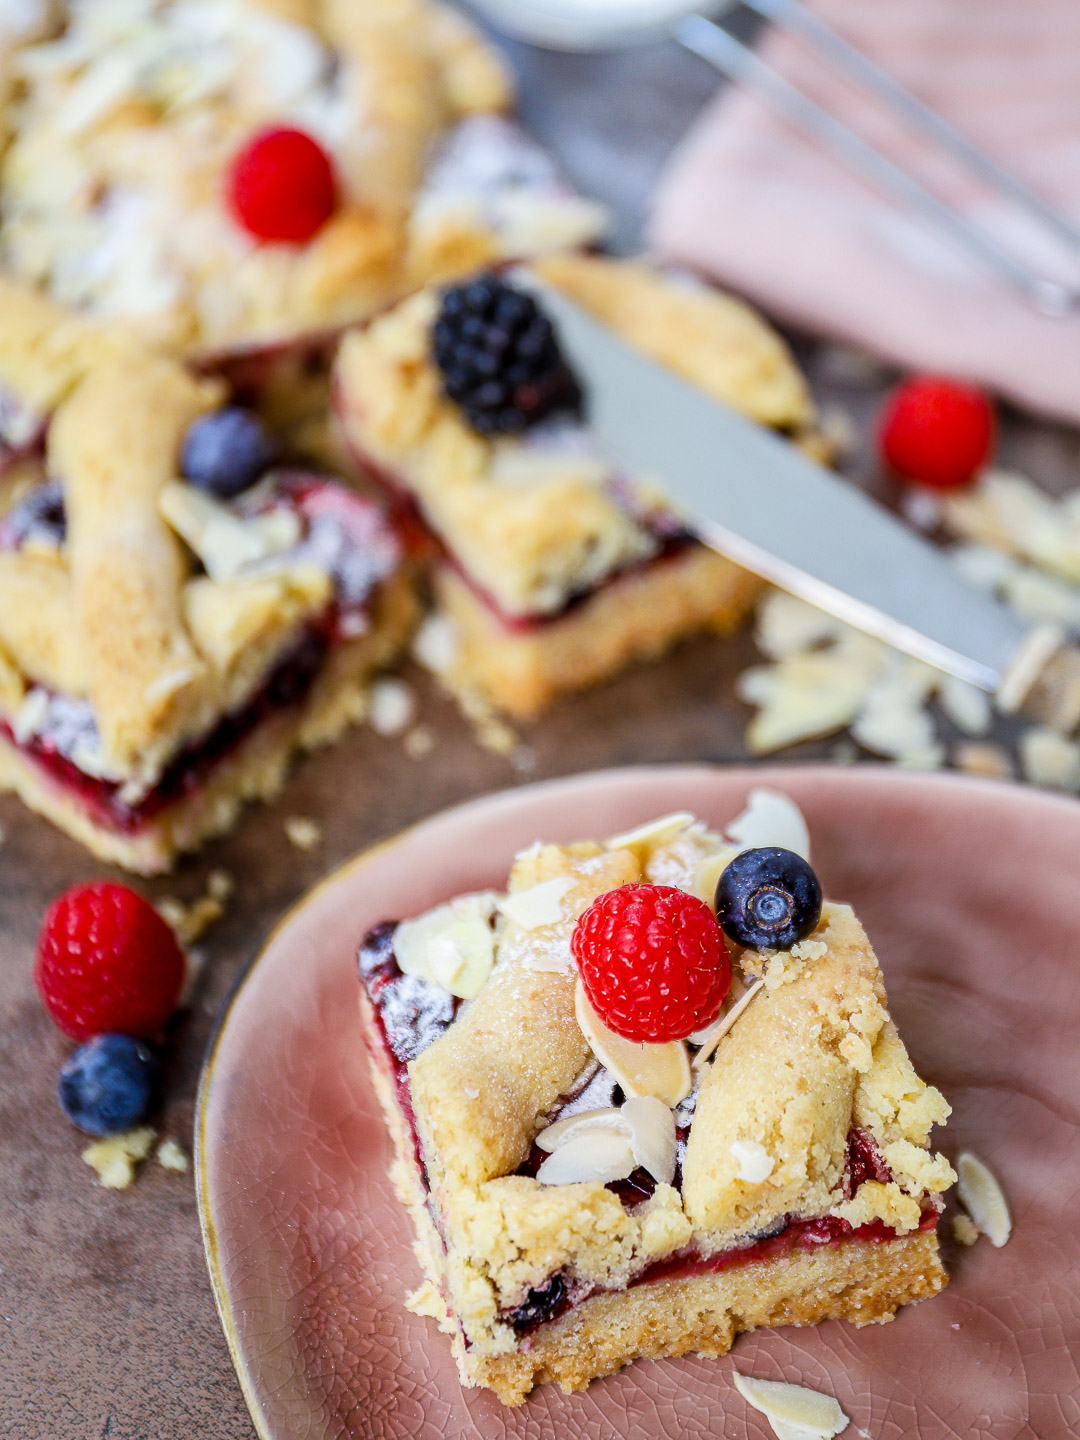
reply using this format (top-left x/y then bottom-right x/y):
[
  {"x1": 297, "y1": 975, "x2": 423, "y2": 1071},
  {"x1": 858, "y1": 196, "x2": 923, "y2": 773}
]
[{"x1": 355, "y1": 794, "x2": 954, "y2": 1405}]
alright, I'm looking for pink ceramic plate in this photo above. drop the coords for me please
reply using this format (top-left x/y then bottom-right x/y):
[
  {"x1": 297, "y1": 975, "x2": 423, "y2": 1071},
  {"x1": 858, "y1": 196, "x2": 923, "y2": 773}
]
[{"x1": 196, "y1": 765, "x2": 1080, "y2": 1440}]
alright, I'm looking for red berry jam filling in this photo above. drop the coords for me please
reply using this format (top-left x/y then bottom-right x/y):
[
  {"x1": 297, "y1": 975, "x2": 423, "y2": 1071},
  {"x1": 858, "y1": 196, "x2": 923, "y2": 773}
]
[{"x1": 1, "y1": 476, "x2": 401, "y2": 831}]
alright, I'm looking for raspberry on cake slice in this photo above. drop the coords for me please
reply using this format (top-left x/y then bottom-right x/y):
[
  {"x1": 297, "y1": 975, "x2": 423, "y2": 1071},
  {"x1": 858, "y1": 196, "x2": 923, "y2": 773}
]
[
  {"x1": 0, "y1": 334, "x2": 418, "y2": 873},
  {"x1": 333, "y1": 259, "x2": 819, "y2": 719},
  {"x1": 355, "y1": 795, "x2": 955, "y2": 1406}
]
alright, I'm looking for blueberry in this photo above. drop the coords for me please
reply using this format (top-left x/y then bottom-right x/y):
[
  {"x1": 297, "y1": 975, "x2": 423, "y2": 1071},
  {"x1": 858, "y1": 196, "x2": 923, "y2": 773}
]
[
  {"x1": 180, "y1": 407, "x2": 276, "y2": 499},
  {"x1": 714, "y1": 847, "x2": 823, "y2": 951},
  {"x1": 507, "y1": 1274, "x2": 568, "y2": 1333},
  {"x1": 58, "y1": 1034, "x2": 159, "y2": 1136}
]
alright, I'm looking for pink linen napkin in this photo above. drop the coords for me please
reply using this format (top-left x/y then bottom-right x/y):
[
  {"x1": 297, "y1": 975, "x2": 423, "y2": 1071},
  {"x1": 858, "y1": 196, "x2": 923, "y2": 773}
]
[{"x1": 650, "y1": 0, "x2": 1080, "y2": 424}]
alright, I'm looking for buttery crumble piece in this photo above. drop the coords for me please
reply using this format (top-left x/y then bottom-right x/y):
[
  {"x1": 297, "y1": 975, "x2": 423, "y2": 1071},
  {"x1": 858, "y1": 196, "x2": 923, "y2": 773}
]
[
  {"x1": 82, "y1": 1127, "x2": 158, "y2": 1190},
  {"x1": 157, "y1": 1138, "x2": 190, "y2": 1173},
  {"x1": 284, "y1": 816, "x2": 323, "y2": 851}
]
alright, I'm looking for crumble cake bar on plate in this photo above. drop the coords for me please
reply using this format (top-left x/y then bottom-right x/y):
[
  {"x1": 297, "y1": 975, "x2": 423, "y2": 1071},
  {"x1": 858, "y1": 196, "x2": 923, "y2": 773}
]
[
  {"x1": 0, "y1": 331, "x2": 417, "y2": 872},
  {"x1": 355, "y1": 795, "x2": 954, "y2": 1405},
  {"x1": 334, "y1": 259, "x2": 818, "y2": 719},
  {"x1": 0, "y1": 0, "x2": 603, "y2": 359}
]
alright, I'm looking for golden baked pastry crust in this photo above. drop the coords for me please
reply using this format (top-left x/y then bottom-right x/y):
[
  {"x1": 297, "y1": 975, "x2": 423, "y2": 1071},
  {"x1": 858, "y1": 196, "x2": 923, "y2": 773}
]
[{"x1": 357, "y1": 817, "x2": 955, "y2": 1404}]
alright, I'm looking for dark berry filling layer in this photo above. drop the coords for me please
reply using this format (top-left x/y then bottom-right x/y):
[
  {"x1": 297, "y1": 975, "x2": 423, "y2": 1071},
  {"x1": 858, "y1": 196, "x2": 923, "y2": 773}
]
[
  {"x1": 1, "y1": 477, "x2": 401, "y2": 832},
  {"x1": 357, "y1": 919, "x2": 943, "y2": 1345}
]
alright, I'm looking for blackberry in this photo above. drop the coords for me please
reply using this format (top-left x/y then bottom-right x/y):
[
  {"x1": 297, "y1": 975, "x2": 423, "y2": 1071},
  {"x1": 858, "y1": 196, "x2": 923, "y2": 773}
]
[
  {"x1": 432, "y1": 274, "x2": 582, "y2": 436},
  {"x1": 507, "y1": 1274, "x2": 569, "y2": 1333}
]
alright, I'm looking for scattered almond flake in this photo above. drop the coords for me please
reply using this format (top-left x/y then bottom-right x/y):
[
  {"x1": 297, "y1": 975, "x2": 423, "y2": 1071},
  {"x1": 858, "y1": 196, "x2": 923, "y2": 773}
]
[
  {"x1": 476, "y1": 715, "x2": 517, "y2": 756},
  {"x1": 498, "y1": 876, "x2": 575, "y2": 930},
  {"x1": 536, "y1": 1107, "x2": 631, "y2": 1153},
  {"x1": 939, "y1": 675, "x2": 992, "y2": 736},
  {"x1": 157, "y1": 1138, "x2": 189, "y2": 1173},
  {"x1": 575, "y1": 981, "x2": 691, "y2": 1107},
  {"x1": 622, "y1": 1095, "x2": 677, "y2": 1186},
  {"x1": 1000, "y1": 564, "x2": 1080, "y2": 626},
  {"x1": 945, "y1": 470, "x2": 1080, "y2": 583},
  {"x1": 142, "y1": 663, "x2": 200, "y2": 707},
  {"x1": 535, "y1": 1126, "x2": 636, "y2": 1186},
  {"x1": 952, "y1": 1212, "x2": 980, "y2": 1247},
  {"x1": 284, "y1": 816, "x2": 322, "y2": 851},
  {"x1": 956, "y1": 1151, "x2": 1012, "y2": 1247},
  {"x1": 463, "y1": 1084, "x2": 480, "y2": 1100},
  {"x1": 733, "y1": 1373, "x2": 849, "y2": 1440},
  {"x1": 817, "y1": 402, "x2": 857, "y2": 463},
  {"x1": 730, "y1": 1139, "x2": 775, "y2": 1183},
  {"x1": 892, "y1": 741, "x2": 947, "y2": 771},
  {"x1": 692, "y1": 980, "x2": 764, "y2": 1068},
  {"x1": 394, "y1": 895, "x2": 497, "y2": 1000},
  {"x1": 951, "y1": 541, "x2": 1016, "y2": 592},
  {"x1": 725, "y1": 789, "x2": 810, "y2": 861},
  {"x1": 82, "y1": 1126, "x2": 157, "y2": 1190},
  {"x1": 738, "y1": 632, "x2": 886, "y2": 754},
  {"x1": 753, "y1": 589, "x2": 852, "y2": 661},
  {"x1": 207, "y1": 869, "x2": 233, "y2": 902},
  {"x1": 1019, "y1": 726, "x2": 1080, "y2": 792},
  {"x1": 404, "y1": 724, "x2": 435, "y2": 759},
  {"x1": 367, "y1": 677, "x2": 416, "y2": 737},
  {"x1": 521, "y1": 948, "x2": 573, "y2": 974},
  {"x1": 954, "y1": 741, "x2": 1013, "y2": 780},
  {"x1": 411, "y1": 613, "x2": 459, "y2": 674},
  {"x1": 605, "y1": 812, "x2": 695, "y2": 852}
]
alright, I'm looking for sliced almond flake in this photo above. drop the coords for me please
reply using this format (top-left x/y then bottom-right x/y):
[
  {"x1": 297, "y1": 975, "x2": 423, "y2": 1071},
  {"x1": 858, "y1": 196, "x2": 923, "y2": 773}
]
[
  {"x1": 1019, "y1": 726, "x2": 1080, "y2": 792},
  {"x1": 411, "y1": 613, "x2": 459, "y2": 674},
  {"x1": 956, "y1": 1151, "x2": 1011, "y2": 1247},
  {"x1": 733, "y1": 1374, "x2": 849, "y2": 1440},
  {"x1": 535, "y1": 1107, "x2": 630, "y2": 1153},
  {"x1": 574, "y1": 982, "x2": 691, "y2": 1107},
  {"x1": 692, "y1": 980, "x2": 764, "y2": 1069},
  {"x1": 691, "y1": 846, "x2": 740, "y2": 905},
  {"x1": 730, "y1": 1139, "x2": 775, "y2": 1183},
  {"x1": 725, "y1": 789, "x2": 810, "y2": 861},
  {"x1": 498, "y1": 877, "x2": 576, "y2": 930},
  {"x1": 159, "y1": 482, "x2": 301, "y2": 581},
  {"x1": 604, "y1": 812, "x2": 694, "y2": 852},
  {"x1": 939, "y1": 675, "x2": 992, "y2": 736},
  {"x1": 394, "y1": 902, "x2": 496, "y2": 1000},
  {"x1": 622, "y1": 1095, "x2": 676, "y2": 1186},
  {"x1": 535, "y1": 1127, "x2": 636, "y2": 1186},
  {"x1": 753, "y1": 589, "x2": 851, "y2": 661}
]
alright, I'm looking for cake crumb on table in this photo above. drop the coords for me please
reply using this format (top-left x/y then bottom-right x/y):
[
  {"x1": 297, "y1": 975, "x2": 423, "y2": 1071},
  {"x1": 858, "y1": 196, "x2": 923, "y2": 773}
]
[
  {"x1": 368, "y1": 677, "x2": 417, "y2": 736},
  {"x1": 284, "y1": 816, "x2": 322, "y2": 851},
  {"x1": 404, "y1": 725, "x2": 435, "y2": 759},
  {"x1": 953, "y1": 742, "x2": 1013, "y2": 780},
  {"x1": 157, "y1": 1138, "x2": 189, "y2": 1173},
  {"x1": 952, "y1": 1213, "x2": 980, "y2": 1246},
  {"x1": 82, "y1": 1127, "x2": 158, "y2": 1189}
]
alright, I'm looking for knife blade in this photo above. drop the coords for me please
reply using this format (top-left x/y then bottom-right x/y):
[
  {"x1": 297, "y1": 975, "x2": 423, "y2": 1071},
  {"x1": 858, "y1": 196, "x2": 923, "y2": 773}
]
[{"x1": 525, "y1": 275, "x2": 1039, "y2": 695}]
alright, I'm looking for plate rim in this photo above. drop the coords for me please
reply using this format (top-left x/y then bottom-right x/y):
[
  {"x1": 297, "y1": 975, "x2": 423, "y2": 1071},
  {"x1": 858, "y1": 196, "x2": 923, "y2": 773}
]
[{"x1": 194, "y1": 760, "x2": 1077, "y2": 1438}]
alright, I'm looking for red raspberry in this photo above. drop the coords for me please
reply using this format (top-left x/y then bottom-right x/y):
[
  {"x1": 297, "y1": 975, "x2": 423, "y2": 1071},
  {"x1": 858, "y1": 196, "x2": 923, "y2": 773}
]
[
  {"x1": 35, "y1": 883, "x2": 185, "y2": 1041},
  {"x1": 228, "y1": 126, "x2": 337, "y2": 244},
  {"x1": 879, "y1": 375, "x2": 995, "y2": 490},
  {"x1": 572, "y1": 884, "x2": 731, "y2": 1043}
]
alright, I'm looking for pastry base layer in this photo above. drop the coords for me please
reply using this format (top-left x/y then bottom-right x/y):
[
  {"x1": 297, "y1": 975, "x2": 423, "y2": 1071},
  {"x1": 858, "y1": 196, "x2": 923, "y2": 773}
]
[
  {"x1": 434, "y1": 543, "x2": 763, "y2": 720},
  {"x1": 358, "y1": 992, "x2": 947, "y2": 1408},
  {"x1": 0, "y1": 575, "x2": 418, "y2": 873}
]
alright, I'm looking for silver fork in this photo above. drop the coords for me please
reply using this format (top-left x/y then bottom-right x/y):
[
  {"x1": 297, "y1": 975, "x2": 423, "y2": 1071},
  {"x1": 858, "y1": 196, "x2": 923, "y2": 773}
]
[{"x1": 470, "y1": 0, "x2": 1080, "y2": 316}]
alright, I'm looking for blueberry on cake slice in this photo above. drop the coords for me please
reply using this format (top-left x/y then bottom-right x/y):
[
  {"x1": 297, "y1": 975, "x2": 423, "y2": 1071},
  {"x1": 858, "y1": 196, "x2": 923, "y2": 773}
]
[
  {"x1": 0, "y1": 0, "x2": 602, "y2": 360},
  {"x1": 334, "y1": 261, "x2": 816, "y2": 718},
  {"x1": 356, "y1": 794, "x2": 955, "y2": 1406},
  {"x1": 0, "y1": 344, "x2": 417, "y2": 872}
]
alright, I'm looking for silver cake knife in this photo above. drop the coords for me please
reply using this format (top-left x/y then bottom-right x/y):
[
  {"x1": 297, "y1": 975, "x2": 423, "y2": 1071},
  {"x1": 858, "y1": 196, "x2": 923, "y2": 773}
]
[{"x1": 521, "y1": 275, "x2": 1080, "y2": 728}]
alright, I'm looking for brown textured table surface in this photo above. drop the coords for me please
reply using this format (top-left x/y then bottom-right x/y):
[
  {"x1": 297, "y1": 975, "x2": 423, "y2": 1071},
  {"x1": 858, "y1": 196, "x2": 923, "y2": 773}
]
[{"x1": 3, "y1": 26, "x2": 1080, "y2": 1440}]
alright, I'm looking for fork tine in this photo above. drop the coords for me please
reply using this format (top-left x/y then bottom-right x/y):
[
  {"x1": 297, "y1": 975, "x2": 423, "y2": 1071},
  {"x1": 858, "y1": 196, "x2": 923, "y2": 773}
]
[
  {"x1": 746, "y1": 0, "x2": 1080, "y2": 258},
  {"x1": 675, "y1": 12, "x2": 1079, "y2": 315}
]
